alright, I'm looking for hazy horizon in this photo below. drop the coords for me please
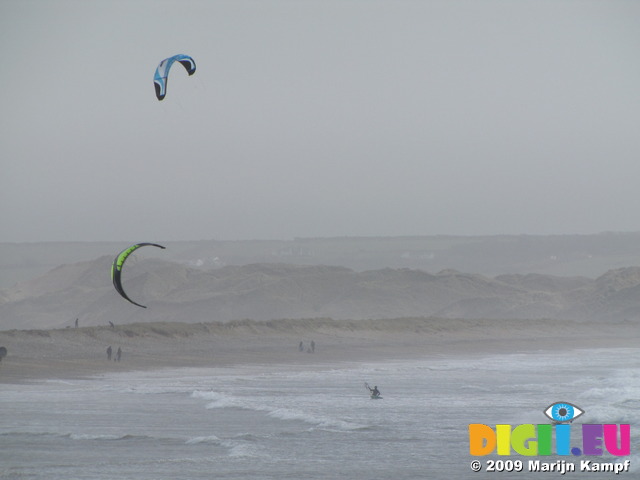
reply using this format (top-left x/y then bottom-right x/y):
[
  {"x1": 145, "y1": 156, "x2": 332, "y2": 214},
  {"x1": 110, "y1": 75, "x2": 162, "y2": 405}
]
[
  {"x1": 4, "y1": 230, "x2": 640, "y2": 246},
  {"x1": 3, "y1": 0, "x2": 639, "y2": 243}
]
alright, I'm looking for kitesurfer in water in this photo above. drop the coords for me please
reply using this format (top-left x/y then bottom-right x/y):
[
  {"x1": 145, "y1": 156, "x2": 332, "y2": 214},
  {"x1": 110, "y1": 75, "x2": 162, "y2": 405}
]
[{"x1": 366, "y1": 384, "x2": 380, "y2": 398}]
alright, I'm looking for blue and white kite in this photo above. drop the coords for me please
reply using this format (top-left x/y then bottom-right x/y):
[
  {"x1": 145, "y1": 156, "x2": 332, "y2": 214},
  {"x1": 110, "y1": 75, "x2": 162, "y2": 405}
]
[{"x1": 153, "y1": 54, "x2": 196, "y2": 100}]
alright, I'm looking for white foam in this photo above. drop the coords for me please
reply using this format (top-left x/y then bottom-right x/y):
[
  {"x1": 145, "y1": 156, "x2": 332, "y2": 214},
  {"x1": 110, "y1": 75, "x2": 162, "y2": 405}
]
[
  {"x1": 185, "y1": 435, "x2": 222, "y2": 445},
  {"x1": 220, "y1": 439, "x2": 269, "y2": 459},
  {"x1": 191, "y1": 388, "x2": 368, "y2": 431},
  {"x1": 69, "y1": 433, "x2": 126, "y2": 441}
]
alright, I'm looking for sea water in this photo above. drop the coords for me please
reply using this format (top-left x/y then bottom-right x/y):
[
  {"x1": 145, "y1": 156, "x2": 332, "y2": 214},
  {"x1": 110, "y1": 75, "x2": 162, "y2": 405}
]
[{"x1": 1, "y1": 348, "x2": 640, "y2": 479}]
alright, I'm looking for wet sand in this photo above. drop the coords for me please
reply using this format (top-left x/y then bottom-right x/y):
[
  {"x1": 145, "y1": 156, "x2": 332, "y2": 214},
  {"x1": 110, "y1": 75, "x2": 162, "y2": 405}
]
[{"x1": 0, "y1": 317, "x2": 638, "y2": 383}]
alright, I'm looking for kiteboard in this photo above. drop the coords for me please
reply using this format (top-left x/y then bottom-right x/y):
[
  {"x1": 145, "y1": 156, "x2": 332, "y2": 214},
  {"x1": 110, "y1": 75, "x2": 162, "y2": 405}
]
[{"x1": 371, "y1": 394, "x2": 383, "y2": 400}]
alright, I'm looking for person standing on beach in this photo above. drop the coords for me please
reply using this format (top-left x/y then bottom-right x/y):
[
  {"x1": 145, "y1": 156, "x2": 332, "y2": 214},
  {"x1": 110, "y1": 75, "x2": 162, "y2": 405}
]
[
  {"x1": 116, "y1": 347, "x2": 122, "y2": 362},
  {"x1": 310, "y1": 340, "x2": 315, "y2": 353},
  {"x1": 107, "y1": 346, "x2": 112, "y2": 361}
]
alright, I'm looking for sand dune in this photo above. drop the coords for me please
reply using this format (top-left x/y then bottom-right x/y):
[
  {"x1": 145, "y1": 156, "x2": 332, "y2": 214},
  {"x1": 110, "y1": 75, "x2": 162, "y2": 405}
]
[
  {"x1": 5, "y1": 234, "x2": 640, "y2": 289},
  {"x1": 3, "y1": 258, "x2": 640, "y2": 330}
]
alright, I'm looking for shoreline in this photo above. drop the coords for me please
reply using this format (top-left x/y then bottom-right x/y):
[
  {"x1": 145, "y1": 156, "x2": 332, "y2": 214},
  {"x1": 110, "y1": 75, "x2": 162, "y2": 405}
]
[{"x1": 1, "y1": 317, "x2": 638, "y2": 383}]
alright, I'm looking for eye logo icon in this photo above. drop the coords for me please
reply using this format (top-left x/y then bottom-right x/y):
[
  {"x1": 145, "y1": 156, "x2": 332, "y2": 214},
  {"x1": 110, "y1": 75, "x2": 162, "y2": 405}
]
[{"x1": 544, "y1": 402, "x2": 584, "y2": 423}]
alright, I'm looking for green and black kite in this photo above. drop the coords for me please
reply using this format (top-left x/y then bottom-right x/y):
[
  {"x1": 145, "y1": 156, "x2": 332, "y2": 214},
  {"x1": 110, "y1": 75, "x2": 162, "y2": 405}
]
[{"x1": 111, "y1": 243, "x2": 165, "y2": 308}]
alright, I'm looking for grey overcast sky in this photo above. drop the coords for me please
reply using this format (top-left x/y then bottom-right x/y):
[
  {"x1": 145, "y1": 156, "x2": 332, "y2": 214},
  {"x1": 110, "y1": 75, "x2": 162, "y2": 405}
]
[{"x1": 2, "y1": 0, "x2": 639, "y2": 242}]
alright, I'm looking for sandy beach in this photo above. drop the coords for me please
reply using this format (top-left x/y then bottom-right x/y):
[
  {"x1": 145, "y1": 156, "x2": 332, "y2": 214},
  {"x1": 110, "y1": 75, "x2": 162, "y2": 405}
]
[{"x1": 1, "y1": 317, "x2": 638, "y2": 383}]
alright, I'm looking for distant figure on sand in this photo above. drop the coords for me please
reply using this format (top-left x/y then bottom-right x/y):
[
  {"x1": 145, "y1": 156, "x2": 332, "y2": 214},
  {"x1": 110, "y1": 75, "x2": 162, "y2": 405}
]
[
  {"x1": 0, "y1": 346, "x2": 7, "y2": 362},
  {"x1": 75, "y1": 318, "x2": 79, "y2": 328},
  {"x1": 310, "y1": 340, "x2": 315, "y2": 353},
  {"x1": 299, "y1": 341, "x2": 304, "y2": 352},
  {"x1": 107, "y1": 346, "x2": 112, "y2": 361},
  {"x1": 109, "y1": 321, "x2": 115, "y2": 329},
  {"x1": 116, "y1": 347, "x2": 122, "y2": 362}
]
